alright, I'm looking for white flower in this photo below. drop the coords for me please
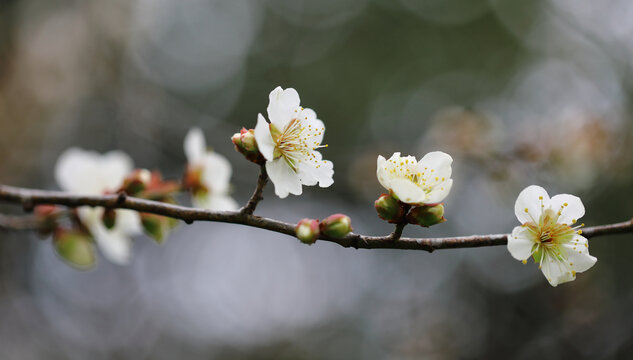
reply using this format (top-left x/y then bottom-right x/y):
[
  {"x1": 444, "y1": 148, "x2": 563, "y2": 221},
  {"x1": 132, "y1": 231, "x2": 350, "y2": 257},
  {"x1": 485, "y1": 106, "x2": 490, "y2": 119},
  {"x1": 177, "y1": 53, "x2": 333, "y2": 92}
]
[
  {"x1": 184, "y1": 127, "x2": 238, "y2": 211},
  {"x1": 54, "y1": 148, "x2": 142, "y2": 265},
  {"x1": 254, "y1": 86, "x2": 334, "y2": 198},
  {"x1": 376, "y1": 152, "x2": 453, "y2": 205},
  {"x1": 508, "y1": 185, "x2": 597, "y2": 287}
]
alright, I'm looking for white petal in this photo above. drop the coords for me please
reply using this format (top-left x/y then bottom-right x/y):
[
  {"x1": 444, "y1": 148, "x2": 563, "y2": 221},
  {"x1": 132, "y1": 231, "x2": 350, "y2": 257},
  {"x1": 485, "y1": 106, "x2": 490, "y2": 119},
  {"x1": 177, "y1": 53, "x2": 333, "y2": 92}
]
[
  {"x1": 424, "y1": 179, "x2": 453, "y2": 204},
  {"x1": 100, "y1": 151, "x2": 134, "y2": 192},
  {"x1": 254, "y1": 114, "x2": 275, "y2": 161},
  {"x1": 390, "y1": 178, "x2": 426, "y2": 204},
  {"x1": 550, "y1": 194, "x2": 585, "y2": 226},
  {"x1": 540, "y1": 251, "x2": 575, "y2": 287},
  {"x1": 302, "y1": 115, "x2": 325, "y2": 146},
  {"x1": 298, "y1": 157, "x2": 333, "y2": 188},
  {"x1": 184, "y1": 127, "x2": 206, "y2": 164},
  {"x1": 562, "y1": 235, "x2": 597, "y2": 273},
  {"x1": 92, "y1": 225, "x2": 132, "y2": 265},
  {"x1": 514, "y1": 185, "x2": 550, "y2": 224},
  {"x1": 267, "y1": 87, "x2": 300, "y2": 129},
  {"x1": 205, "y1": 194, "x2": 239, "y2": 211},
  {"x1": 201, "y1": 152, "x2": 232, "y2": 194},
  {"x1": 115, "y1": 209, "x2": 143, "y2": 236},
  {"x1": 508, "y1": 226, "x2": 536, "y2": 261},
  {"x1": 266, "y1": 158, "x2": 302, "y2": 198},
  {"x1": 376, "y1": 155, "x2": 392, "y2": 191},
  {"x1": 55, "y1": 148, "x2": 99, "y2": 194},
  {"x1": 416, "y1": 151, "x2": 453, "y2": 178}
]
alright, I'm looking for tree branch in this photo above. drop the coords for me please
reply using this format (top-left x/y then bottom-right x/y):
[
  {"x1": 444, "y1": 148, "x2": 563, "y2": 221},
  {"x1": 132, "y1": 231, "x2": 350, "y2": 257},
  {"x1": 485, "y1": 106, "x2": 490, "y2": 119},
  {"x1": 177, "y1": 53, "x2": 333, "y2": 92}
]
[
  {"x1": 240, "y1": 165, "x2": 268, "y2": 215},
  {"x1": 0, "y1": 184, "x2": 631, "y2": 252}
]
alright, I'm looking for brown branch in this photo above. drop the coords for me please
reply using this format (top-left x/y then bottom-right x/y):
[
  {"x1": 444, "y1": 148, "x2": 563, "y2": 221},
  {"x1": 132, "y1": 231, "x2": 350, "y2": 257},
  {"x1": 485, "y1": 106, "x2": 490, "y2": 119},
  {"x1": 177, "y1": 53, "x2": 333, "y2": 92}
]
[
  {"x1": 0, "y1": 184, "x2": 631, "y2": 252},
  {"x1": 240, "y1": 165, "x2": 268, "y2": 215}
]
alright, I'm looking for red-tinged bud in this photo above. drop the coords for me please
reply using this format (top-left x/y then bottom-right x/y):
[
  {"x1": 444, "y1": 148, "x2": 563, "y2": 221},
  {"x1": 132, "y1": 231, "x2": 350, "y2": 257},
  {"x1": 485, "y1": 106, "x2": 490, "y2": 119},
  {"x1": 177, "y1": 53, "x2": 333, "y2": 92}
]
[
  {"x1": 102, "y1": 208, "x2": 117, "y2": 229},
  {"x1": 142, "y1": 171, "x2": 181, "y2": 201},
  {"x1": 320, "y1": 214, "x2": 352, "y2": 239},
  {"x1": 53, "y1": 228, "x2": 96, "y2": 270},
  {"x1": 232, "y1": 128, "x2": 265, "y2": 164},
  {"x1": 406, "y1": 204, "x2": 446, "y2": 227},
  {"x1": 182, "y1": 165, "x2": 206, "y2": 194},
  {"x1": 120, "y1": 169, "x2": 152, "y2": 196},
  {"x1": 295, "y1": 218, "x2": 320, "y2": 244},
  {"x1": 375, "y1": 194, "x2": 406, "y2": 223}
]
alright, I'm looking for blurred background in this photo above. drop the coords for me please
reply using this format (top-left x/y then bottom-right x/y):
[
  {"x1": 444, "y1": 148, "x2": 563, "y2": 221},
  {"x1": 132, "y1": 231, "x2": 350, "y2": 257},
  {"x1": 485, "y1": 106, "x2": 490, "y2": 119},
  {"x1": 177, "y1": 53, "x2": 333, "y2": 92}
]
[{"x1": 1, "y1": 0, "x2": 633, "y2": 358}]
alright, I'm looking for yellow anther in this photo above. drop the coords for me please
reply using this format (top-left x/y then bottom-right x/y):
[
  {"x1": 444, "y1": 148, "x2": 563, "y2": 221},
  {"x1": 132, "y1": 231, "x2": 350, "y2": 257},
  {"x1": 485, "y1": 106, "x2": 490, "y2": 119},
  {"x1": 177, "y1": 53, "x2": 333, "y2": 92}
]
[{"x1": 524, "y1": 208, "x2": 529, "y2": 213}]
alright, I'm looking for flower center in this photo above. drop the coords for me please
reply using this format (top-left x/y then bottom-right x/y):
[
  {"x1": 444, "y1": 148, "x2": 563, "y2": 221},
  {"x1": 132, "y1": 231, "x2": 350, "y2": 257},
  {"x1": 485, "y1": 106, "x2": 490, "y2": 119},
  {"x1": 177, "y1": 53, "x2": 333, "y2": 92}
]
[{"x1": 271, "y1": 118, "x2": 327, "y2": 171}]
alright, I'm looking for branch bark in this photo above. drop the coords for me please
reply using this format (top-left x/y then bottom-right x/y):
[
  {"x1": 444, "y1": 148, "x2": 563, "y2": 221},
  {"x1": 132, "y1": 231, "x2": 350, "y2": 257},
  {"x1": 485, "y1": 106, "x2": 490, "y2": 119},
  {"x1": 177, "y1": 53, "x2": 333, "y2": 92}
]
[
  {"x1": 240, "y1": 165, "x2": 268, "y2": 215},
  {"x1": 0, "y1": 184, "x2": 631, "y2": 252}
]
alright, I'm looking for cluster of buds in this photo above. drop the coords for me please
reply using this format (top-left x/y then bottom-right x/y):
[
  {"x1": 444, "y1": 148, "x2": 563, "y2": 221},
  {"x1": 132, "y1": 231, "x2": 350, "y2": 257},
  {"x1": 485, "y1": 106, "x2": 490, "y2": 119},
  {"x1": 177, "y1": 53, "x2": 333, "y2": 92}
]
[
  {"x1": 231, "y1": 128, "x2": 264, "y2": 164},
  {"x1": 294, "y1": 214, "x2": 353, "y2": 245},
  {"x1": 375, "y1": 193, "x2": 446, "y2": 228}
]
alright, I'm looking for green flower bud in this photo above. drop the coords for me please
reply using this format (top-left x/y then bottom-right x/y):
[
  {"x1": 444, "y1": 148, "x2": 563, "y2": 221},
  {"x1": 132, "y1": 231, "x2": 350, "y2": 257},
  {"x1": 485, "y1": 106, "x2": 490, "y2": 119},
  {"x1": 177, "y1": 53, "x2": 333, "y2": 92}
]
[
  {"x1": 375, "y1": 193, "x2": 406, "y2": 223},
  {"x1": 295, "y1": 218, "x2": 320, "y2": 245},
  {"x1": 120, "y1": 169, "x2": 151, "y2": 196},
  {"x1": 406, "y1": 204, "x2": 446, "y2": 227},
  {"x1": 141, "y1": 213, "x2": 176, "y2": 244},
  {"x1": 320, "y1": 214, "x2": 352, "y2": 239},
  {"x1": 53, "y1": 228, "x2": 96, "y2": 270},
  {"x1": 102, "y1": 208, "x2": 117, "y2": 229}
]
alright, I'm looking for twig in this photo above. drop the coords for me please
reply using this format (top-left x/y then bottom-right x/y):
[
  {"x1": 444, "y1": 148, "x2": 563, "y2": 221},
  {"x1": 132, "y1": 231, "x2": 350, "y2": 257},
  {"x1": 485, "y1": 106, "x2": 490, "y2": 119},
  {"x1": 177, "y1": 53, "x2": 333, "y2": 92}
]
[
  {"x1": 240, "y1": 165, "x2": 268, "y2": 215},
  {"x1": 0, "y1": 184, "x2": 631, "y2": 252}
]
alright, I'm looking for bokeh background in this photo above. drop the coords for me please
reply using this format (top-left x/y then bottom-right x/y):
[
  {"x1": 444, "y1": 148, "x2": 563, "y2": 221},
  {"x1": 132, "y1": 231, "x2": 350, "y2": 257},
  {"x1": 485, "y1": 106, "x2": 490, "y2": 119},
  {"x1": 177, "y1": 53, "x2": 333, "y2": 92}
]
[{"x1": 1, "y1": 0, "x2": 633, "y2": 358}]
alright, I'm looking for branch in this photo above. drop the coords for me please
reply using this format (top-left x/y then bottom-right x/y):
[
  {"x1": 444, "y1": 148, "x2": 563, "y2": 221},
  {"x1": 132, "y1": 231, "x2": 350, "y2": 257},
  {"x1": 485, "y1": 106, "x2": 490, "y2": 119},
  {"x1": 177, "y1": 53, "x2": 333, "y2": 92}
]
[
  {"x1": 0, "y1": 184, "x2": 631, "y2": 252},
  {"x1": 240, "y1": 165, "x2": 268, "y2": 215}
]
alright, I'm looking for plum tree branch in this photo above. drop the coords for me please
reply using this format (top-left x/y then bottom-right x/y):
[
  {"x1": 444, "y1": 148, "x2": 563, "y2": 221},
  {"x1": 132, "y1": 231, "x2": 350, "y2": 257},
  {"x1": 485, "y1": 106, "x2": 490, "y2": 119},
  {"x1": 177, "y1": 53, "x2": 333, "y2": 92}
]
[
  {"x1": 0, "y1": 184, "x2": 631, "y2": 252},
  {"x1": 240, "y1": 165, "x2": 268, "y2": 215}
]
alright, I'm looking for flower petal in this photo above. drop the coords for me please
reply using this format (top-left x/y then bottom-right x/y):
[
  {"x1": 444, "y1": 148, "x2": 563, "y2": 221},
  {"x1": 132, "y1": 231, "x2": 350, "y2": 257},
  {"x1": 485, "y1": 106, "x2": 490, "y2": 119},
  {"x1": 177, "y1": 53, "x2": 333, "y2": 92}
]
[
  {"x1": 416, "y1": 151, "x2": 453, "y2": 179},
  {"x1": 301, "y1": 115, "x2": 325, "y2": 147},
  {"x1": 254, "y1": 113, "x2": 275, "y2": 161},
  {"x1": 194, "y1": 193, "x2": 239, "y2": 211},
  {"x1": 201, "y1": 152, "x2": 232, "y2": 194},
  {"x1": 92, "y1": 225, "x2": 133, "y2": 265},
  {"x1": 562, "y1": 235, "x2": 597, "y2": 273},
  {"x1": 100, "y1": 151, "x2": 134, "y2": 192},
  {"x1": 298, "y1": 157, "x2": 334, "y2": 188},
  {"x1": 514, "y1": 185, "x2": 550, "y2": 224},
  {"x1": 550, "y1": 194, "x2": 585, "y2": 226},
  {"x1": 508, "y1": 226, "x2": 536, "y2": 261},
  {"x1": 389, "y1": 178, "x2": 426, "y2": 204},
  {"x1": 266, "y1": 158, "x2": 302, "y2": 198},
  {"x1": 540, "y1": 251, "x2": 574, "y2": 287},
  {"x1": 184, "y1": 127, "x2": 206, "y2": 164},
  {"x1": 115, "y1": 209, "x2": 143, "y2": 236},
  {"x1": 376, "y1": 155, "x2": 392, "y2": 191},
  {"x1": 55, "y1": 148, "x2": 132, "y2": 195},
  {"x1": 267, "y1": 86, "x2": 300, "y2": 129},
  {"x1": 424, "y1": 179, "x2": 453, "y2": 204}
]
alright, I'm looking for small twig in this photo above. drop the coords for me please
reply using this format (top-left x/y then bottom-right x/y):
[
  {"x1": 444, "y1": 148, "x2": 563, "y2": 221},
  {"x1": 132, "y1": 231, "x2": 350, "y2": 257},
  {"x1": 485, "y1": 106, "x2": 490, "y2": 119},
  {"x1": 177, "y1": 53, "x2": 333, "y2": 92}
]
[
  {"x1": 240, "y1": 165, "x2": 268, "y2": 215},
  {"x1": 388, "y1": 222, "x2": 407, "y2": 241},
  {"x1": 0, "y1": 184, "x2": 631, "y2": 252}
]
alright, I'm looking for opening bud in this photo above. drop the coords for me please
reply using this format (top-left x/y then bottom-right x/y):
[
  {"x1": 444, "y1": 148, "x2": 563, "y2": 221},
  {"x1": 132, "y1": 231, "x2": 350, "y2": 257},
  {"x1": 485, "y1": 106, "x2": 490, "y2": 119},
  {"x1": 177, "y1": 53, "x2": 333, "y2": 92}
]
[
  {"x1": 320, "y1": 214, "x2": 352, "y2": 239},
  {"x1": 120, "y1": 169, "x2": 152, "y2": 196},
  {"x1": 231, "y1": 128, "x2": 264, "y2": 164},
  {"x1": 295, "y1": 218, "x2": 320, "y2": 245},
  {"x1": 406, "y1": 204, "x2": 446, "y2": 227},
  {"x1": 375, "y1": 194, "x2": 406, "y2": 223}
]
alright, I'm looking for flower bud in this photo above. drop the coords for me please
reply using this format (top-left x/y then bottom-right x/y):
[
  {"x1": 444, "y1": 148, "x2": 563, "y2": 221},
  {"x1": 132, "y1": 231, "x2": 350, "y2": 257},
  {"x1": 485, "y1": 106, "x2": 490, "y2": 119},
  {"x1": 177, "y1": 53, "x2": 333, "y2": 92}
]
[
  {"x1": 406, "y1": 204, "x2": 446, "y2": 227},
  {"x1": 102, "y1": 208, "x2": 117, "y2": 229},
  {"x1": 53, "y1": 228, "x2": 96, "y2": 270},
  {"x1": 295, "y1": 218, "x2": 320, "y2": 244},
  {"x1": 375, "y1": 194, "x2": 406, "y2": 223},
  {"x1": 320, "y1": 214, "x2": 352, "y2": 239},
  {"x1": 231, "y1": 128, "x2": 264, "y2": 164},
  {"x1": 120, "y1": 169, "x2": 152, "y2": 196},
  {"x1": 141, "y1": 213, "x2": 176, "y2": 244}
]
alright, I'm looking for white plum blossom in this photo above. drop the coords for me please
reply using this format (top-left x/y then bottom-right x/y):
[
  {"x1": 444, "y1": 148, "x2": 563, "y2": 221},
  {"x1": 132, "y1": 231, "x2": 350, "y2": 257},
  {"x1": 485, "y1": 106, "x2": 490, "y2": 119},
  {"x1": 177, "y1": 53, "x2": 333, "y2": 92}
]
[
  {"x1": 184, "y1": 127, "x2": 238, "y2": 211},
  {"x1": 376, "y1": 152, "x2": 453, "y2": 205},
  {"x1": 254, "y1": 86, "x2": 334, "y2": 198},
  {"x1": 55, "y1": 148, "x2": 142, "y2": 265},
  {"x1": 508, "y1": 185, "x2": 597, "y2": 287}
]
